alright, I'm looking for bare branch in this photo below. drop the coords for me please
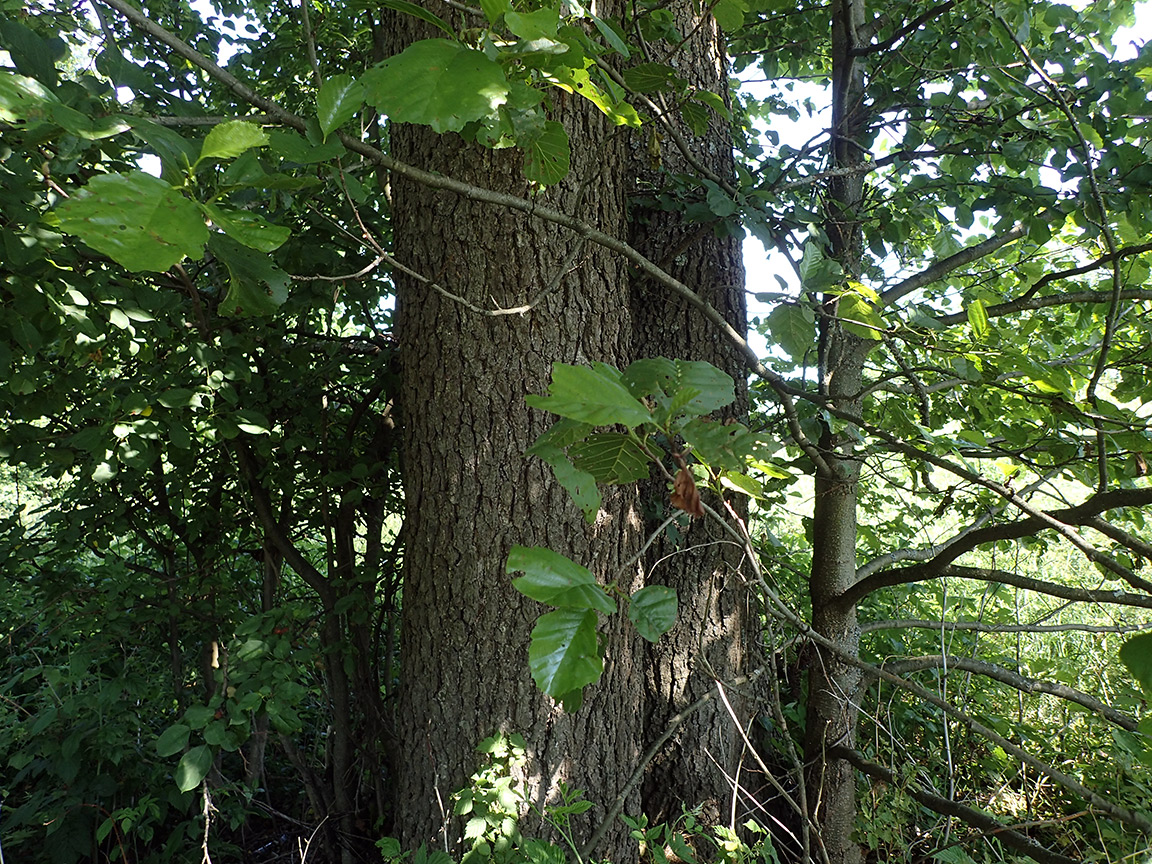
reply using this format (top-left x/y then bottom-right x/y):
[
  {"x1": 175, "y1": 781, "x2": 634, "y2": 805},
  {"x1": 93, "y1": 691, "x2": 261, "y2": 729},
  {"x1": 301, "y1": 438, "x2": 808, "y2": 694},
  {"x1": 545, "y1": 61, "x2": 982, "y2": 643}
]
[
  {"x1": 863, "y1": 618, "x2": 1152, "y2": 636},
  {"x1": 830, "y1": 747, "x2": 1079, "y2": 864},
  {"x1": 882, "y1": 654, "x2": 1138, "y2": 731}
]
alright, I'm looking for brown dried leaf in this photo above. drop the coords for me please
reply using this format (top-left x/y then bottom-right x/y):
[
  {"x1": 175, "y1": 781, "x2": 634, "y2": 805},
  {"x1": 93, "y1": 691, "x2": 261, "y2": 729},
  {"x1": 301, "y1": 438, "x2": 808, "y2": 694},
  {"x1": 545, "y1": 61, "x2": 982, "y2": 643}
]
[{"x1": 670, "y1": 466, "x2": 703, "y2": 518}]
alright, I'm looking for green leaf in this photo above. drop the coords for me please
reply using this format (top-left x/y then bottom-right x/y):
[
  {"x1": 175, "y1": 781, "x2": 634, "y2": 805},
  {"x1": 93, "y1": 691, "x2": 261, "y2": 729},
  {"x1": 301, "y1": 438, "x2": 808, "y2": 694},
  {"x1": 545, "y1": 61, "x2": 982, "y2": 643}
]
[
  {"x1": 202, "y1": 203, "x2": 290, "y2": 252},
  {"x1": 711, "y1": 0, "x2": 747, "y2": 31},
  {"x1": 379, "y1": 0, "x2": 455, "y2": 36},
  {"x1": 0, "y1": 15, "x2": 63, "y2": 85},
  {"x1": 1120, "y1": 633, "x2": 1152, "y2": 695},
  {"x1": 528, "y1": 441, "x2": 601, "y2": 522},
  {"x1": 57, "y1": 172, "x2": 208, "y2": 272},
  {"x1": 124, "y1": 117, "x2": 199, "y2": 181},
  {"x1": 317, "y1": 74, "x2": 364, "y2": 139},
  {"x1": 268, "y1": 129, "x2": 346, "y2": 164},
  {"x1": 623, "y1": 358, "x2": 735, "y2": 419},
  {"x1": 682, "y1": 418, "x2": 772, "y2": 471},
  {"x1": 198, "y1": 120, "x2": 269, "y2": 164},
  {"x1": 765, "y1": 303, "x2": 814, "y2": 360},
  {"x1": 175, "y1": 744, "x2": 213, "y2": 792},
  {"x1": 569, "y1": 433, "x2": 650, "y2": 483},
  {"x1": 209, "y1": 234, "x2": 290, "y2": 316},
  {"x1": 506, "y1": 8, "x2": 559, "y2": 40},
  {"x1": 156, "y1": 724, "x2": 190, "y2": 757},
  {"x1": 838, "y1": 293, "x2": 883, "y2": 339},
  {"x1": 628, "y1": 585, "x2": 677, "y2": 642},
  {"x1": 527, "y1": 608, "x2": 602, "y2": 698},
  {"x1": 967, "y1": 298, "x2": 989, "y2": 341},
  {"x1": 479, "y1": 0, "x2": 512, "y2": 25},
  {"x1": 551, "y1": 65, "x2": 641, "y2": 128},
  {"x1": 590, "y1": 14, "x2": 629, "y2": 57},
  {"x1": 362, "y1": 39, "x2": 510, "y2": 134},
  {"x1": 719, "y1": 471, "x2": 764, "y2": 499},
  {"x1": 622, "y1": 63, "x2": 682, "y2": 94},
  {"x1": 526, "y1": 363, "x2": 652, "y2": 428},
  {"x1": 507, "y1": 546, "x2": 616, "y2": 614},
  {"x1": 524, "y1": 120, "x2": 571, "y2": 186},
  {"x1": 691, "y1": 89, "x2": 731, "y2": 121},
  {"x1": 0, "y1": 70, "x2": 58, "y2": 123}
]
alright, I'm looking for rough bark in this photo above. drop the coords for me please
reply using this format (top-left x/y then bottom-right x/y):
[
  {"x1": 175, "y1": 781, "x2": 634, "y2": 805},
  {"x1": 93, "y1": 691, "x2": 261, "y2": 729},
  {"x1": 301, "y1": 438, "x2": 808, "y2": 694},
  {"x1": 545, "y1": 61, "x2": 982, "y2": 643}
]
[
  {"x1": 388, "y1": 8, "x2": 646, "y2": 859},
  {"x1": 626, "y1": 5, "x2": 757, "y2": 826}
]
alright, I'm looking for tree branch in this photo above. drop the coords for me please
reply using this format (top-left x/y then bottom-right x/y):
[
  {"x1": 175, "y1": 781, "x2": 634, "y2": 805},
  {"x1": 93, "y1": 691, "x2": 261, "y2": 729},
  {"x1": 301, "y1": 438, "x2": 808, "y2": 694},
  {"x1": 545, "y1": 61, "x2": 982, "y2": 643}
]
[
  {"x1": 881, "y1": 654, "x2": 1138, "y2": 731},
  {"x1": 934, "y1": 287, "x2": 1152, "y2": 328},
  {"x1": 830, "y1": 747, "x2": 1078, "y2": 864},
  {"x1": 879, "y1": 221, "x2": 1030, "y2": 307},
  {"x1": 844, "y1": 486, "x2": 1152, "y2": 606},
  {"x1": 863, "y1": 618, "x2": 1152, "y2": 636}
]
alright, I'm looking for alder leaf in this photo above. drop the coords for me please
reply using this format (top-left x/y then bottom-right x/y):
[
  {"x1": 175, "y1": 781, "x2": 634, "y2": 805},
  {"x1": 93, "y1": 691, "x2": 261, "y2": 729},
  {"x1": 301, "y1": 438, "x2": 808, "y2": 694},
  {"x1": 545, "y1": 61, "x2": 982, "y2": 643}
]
[
  {"x1": 175, "y1": 744, "x2": 213, "y2": 792},
  {"x1": 628, "y1": 585, "x2": 677, "y2": 642},
  {"x1": 507, "y1": 545, "x2": 616, "y2": 614},
  {"x1": 57, "y1": 171, "x2": 208, "y2": 272},
  {"x1": 527, "y1": 363, "x2": 652, "y2": 428},
  {"x1": 198, "y1": 120, "x2": 269, "y2": 164},
  {"x1": 527, "y1": 608, "x2": 602, "y2": 698},
  {"x1": 1120, "y1": 632, "x2": 1152, "y2": 695},
  {"x1": 569, "y1": 433, "x2": 650, "y2": 483},
  {"x1": 361, "y1": 39, "x2": 509, "y2": 133},
  {"x1": 317, "y1": 74, "x2": 364, "y2": 139},
  {"x1": 524, "y1": 120, "x2": 570, "y2": 186}
]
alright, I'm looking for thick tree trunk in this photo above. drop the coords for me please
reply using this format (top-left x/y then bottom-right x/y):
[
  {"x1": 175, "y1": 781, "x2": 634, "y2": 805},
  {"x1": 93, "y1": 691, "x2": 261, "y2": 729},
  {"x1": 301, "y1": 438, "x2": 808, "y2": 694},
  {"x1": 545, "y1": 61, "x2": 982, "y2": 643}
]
[
  {"x1": 626, "y1": 5, "x2": 757, "y2": 826},
  {"x1": 387, "y1": 9, "x2": 645, "y2": 859},
  {"x1": 804, "y1": 1, "x2": 870, "y2": 862}
]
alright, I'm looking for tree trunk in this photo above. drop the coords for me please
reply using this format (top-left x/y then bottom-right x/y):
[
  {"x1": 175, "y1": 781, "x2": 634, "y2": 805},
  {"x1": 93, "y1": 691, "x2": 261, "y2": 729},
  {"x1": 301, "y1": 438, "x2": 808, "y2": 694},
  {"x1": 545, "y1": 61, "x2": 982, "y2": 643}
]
[
  {"x1": 387, "y1": 8, "x2": 645, "y2": 859},
  {"x1": 625, "y1": 5, "x2": 757, "y2": 826},
  {"x1": 804, "y1": 1, "x2": 870, "y2": 862}
]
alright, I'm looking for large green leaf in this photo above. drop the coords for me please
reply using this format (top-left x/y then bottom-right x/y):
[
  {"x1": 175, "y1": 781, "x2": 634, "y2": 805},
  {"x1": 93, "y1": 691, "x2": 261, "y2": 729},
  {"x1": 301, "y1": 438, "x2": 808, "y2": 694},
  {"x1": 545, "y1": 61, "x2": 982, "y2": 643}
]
[
  {"x1": 507, "y1": 545, "x2": 616, "y2": 614},
  {"x1": 57, "y1": 171, "x2": 208, "y2": 272},
  {"x1": 622, "y1": 358, "x2": 735, "y2": 419},
  {"x1": 198, "y1": 120, "x2": 269, "y2": 164},
  {"x1": 682, "y1": 418, "x2": 773, "y2": 471},
  {"x1": 765, "y1": 303, "x2": 815, "y2": 360},
  {"x1": 527, "y1": 608, "x2": 602, "y2": 698},
  {"x1": 361, "y1": 39, "x2": 510, "y2": 133},
  {"x1": 209, "y1": 234, "x2": 290, "y2": 316},
  {"x1": 628, "y1": 585, "x2": 677, "y2": 642},
  {"x1": 526, "y1": 363, "x2": 652, "y2": 428},
  {"x1": 175, "y1": 744, "x2": 213, "y2": 792},
  {"x1": 202, "y1": 203, "x2": 290, "y2": 253},
  {"x1": 527, "y1": 441, "x2": 601, "y2": 522},
  {"x1": 569, "y1": 433, "x2": 650, "y2": 483},
  {"x1": 317, "y1": 74, "x2": 364, "y2": 139},
  {"x1": 524, "y1": 120, "x2": 570, "y2": 186},
  {"x1": 1120, "y1": 633, "x2": 1152, "y2": 695},
  {"x1": 156, "y1": 724, "x2": 190, "y2": 757},
  {"x1": 838, "y1": 293, "x2": 884, "y2": 339}
]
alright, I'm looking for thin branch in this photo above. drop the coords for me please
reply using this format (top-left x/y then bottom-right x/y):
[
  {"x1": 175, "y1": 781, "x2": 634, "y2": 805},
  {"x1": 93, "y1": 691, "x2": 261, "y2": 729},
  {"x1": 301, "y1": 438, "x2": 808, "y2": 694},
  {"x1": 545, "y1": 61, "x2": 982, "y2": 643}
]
[
  {"x1": 881, "y1": 654, "x2": 1138, "y2": 731},
  {"x1": 577, "y1": 668, "x2": 764, "y2": 861},
  {"x1": 830, "y1": 747, "x2": 1078, "y2": 864},
  {"x1": 844, "y1": 486, "x2": 1152, "y2": 606},
  {"x1": 934, "y1": 287, "x2": 1152, "y2": 328},
  {"x1": 863, "y1": 618, "x2": 1152, "y2": 636},
  {"x1": 879, "y1": 221, "x2": 1029, "y2": 307},
  {"x1": 850, "y1": 1, "x2": 957, "y2": 57},
  {"x1": 848, "y1": 562, "x2": 1152, "y2": 612}
]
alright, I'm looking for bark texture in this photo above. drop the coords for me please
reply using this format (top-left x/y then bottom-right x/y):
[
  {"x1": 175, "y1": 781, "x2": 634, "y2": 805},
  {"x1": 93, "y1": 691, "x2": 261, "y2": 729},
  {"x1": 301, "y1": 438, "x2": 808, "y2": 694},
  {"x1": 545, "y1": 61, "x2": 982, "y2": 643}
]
[
  {"x1": 626, "y1": 5, "x2": 757, "y2": 826},
  {"x1": 388, "y1": 8, "x2": 645, "y2": 859},
  {"x1": 804, "y1": 1, "x2": 871, "y2": 862}
]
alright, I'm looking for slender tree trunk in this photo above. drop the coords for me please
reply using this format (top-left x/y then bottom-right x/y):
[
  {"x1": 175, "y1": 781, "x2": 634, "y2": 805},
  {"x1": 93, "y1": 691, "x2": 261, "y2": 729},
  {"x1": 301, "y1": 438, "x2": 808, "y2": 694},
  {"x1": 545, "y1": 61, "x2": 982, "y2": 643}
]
[
  {"x1": 387, "y1": 8, "x2": 645, "y2": 859},
  {"x1": 625, "y1": 6, "x2": 757, "y2": 825},
  {"x1": 804, "y1": 1, "x2": 870, "y2": 861}
]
